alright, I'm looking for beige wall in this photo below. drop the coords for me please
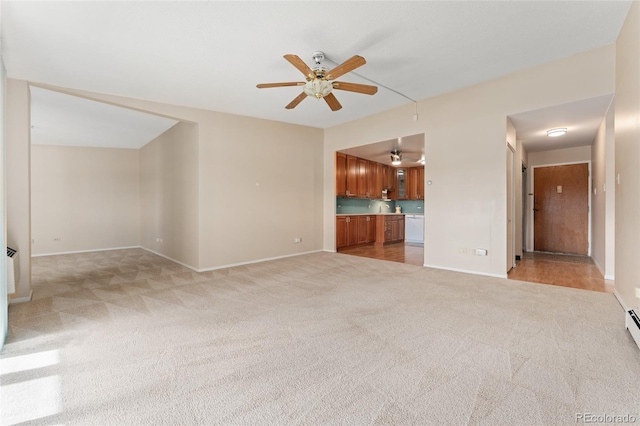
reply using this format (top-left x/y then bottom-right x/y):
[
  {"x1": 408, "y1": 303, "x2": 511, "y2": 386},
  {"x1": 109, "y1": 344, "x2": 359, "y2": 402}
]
[
  {"x1": 31, "y1": 145, "x2": 140, "y2": 255},
  {"x1": 614, "y1": 0, "x2": 640, "y2": 310},
  {"x1": 6, "y1": 79, "x2": 31, "y2": 300},
  {"x1": 591, "y1": 105, "x2": 615, "y2": 279},
  {"x1": 325, "y1": 46, "x2": 614, "y2": 278},
  {"x1": 197, "y1": 114, "x2": 324, "y2": 268},
  {"x1": 1, "y1": 55, "x2": 7, "y2": 342},
  {"x1": 29, "y1": 84, "x2": 324, "y2": 271},
  {"x1": 140, "y1": 122, "x2": 199, "y2": 268},
  {"x1": 527, "y1": 145, "x2": 592, "y2": 167}
]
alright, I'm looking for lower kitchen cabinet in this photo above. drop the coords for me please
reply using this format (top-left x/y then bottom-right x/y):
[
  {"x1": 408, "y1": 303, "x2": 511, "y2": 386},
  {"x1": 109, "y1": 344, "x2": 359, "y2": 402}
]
[
  {"x1": 375, "y1": 215, "x2": 405, "y2": 246},
  {"x1": 336, "y1": 215, "x2": 376, "y2": 249}
]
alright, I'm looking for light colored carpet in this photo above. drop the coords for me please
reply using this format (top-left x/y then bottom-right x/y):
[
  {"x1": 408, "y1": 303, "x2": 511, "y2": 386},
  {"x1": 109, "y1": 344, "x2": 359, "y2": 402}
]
[{"x1": 1, "y1": 248, "x2": 639, "y2": 425}]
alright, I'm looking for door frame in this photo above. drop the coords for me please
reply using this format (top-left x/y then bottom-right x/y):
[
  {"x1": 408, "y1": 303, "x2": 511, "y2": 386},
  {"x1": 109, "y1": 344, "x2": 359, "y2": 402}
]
[
  {"x1": 507, "y1": 144, "x2": 515, "y2": 272},
  {"x1": 528, "y1": 161, "x2": 592, "y2": 255}
]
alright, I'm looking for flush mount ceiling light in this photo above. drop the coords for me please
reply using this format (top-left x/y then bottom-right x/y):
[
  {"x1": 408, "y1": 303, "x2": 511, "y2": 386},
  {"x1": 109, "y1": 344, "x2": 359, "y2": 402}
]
[
  {"x1": 390, "y1": 150, "x2": 402, "y2": 166},
  {"x1": 546, "y1": 128, "x2": 567, "y2": 137}
]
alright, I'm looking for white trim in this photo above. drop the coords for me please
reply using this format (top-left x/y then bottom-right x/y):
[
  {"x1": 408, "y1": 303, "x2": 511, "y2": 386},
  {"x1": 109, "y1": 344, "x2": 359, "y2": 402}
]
[
  {"x1": 422, "y1": 264, "x2": 508, "y2": 279},
  {"x1": 196, "y1": 250, "x2": 325, "y2": 272},
  {"x1": 9, "y1": 289, "x2": 33, "y2": 304},
  {"x1": 593, "y1": 257, "x2": 606, "y2": 277},
  {"x1": 324, "y1": 249, "x2": 337, "y2": 253},
  {"x1": 140, "y1": 247, "x2": 199, "y2": 272},
  {"x1": 593, "y1": 259, "x2": 615, "y2": 280},
  {"x1": 31, "y1": 245, "x2": 141, "y2": 257},
  {"x1": 591, "y1": 258, "x2": 616, "y2": 281},
  {"x1": 614, "y1": 289, "x2": 629, "y2": 312}
]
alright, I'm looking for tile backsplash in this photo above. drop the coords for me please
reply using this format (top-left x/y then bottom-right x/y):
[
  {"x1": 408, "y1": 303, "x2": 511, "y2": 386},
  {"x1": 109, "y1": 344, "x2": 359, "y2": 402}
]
[{"x1": 336, "y1": 198, "x2": 423, "y2": 214}]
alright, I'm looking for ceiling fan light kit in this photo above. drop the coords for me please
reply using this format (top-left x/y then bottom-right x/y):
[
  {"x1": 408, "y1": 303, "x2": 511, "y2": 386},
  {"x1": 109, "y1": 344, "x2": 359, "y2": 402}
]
[
  {"x1": 390, "y1": 150, "x2": 402, "y2": 166},
  {"x1": 303, "y1": 79, "x2": 333, "y2": 99},
  {"x1": 256, "y1": 51, "x2": 378, "y2": 111}
]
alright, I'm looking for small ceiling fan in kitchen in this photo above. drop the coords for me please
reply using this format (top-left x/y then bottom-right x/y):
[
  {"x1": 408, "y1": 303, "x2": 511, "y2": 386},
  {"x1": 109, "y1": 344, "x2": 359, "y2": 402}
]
[{"x1": 256, "y1": 51, "x2": 378, "y2": 111}]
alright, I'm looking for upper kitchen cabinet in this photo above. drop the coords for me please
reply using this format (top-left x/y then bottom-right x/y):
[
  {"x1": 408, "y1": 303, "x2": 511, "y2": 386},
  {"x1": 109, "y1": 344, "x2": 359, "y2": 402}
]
[
  {"x1": 336, "y1": 152, "x2": 419, "y2": 200},
  {"x1": 405, "y1": 167, "x2": 425, "y2": 200},
  {"x1": 346, "y1": 154, "x2": 359, "y2": 197},
  {"x1": 415, "y1": 166, "x2": 424, "y2": 200},
  {"x1": 356, "y1": 157, "x2": 368, "y2": 198},
  {"x1": 336, "y1": 152, "x2": 347, "y2": 197},
  {"x1": 382, "y1": 165, "x2": 396, "y2": 199},
  {"x1": 373, "y1": 162, "x2": 384, "y2": 199},
  {"x1": 396, "y1": 168, "x2": 407, "y2": 200}
]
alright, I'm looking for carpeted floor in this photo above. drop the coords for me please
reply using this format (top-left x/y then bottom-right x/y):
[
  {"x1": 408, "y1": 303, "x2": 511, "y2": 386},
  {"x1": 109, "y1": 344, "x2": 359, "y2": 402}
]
[{"x1": 1, "y1": 248, "x2": 639, "y2": 425}]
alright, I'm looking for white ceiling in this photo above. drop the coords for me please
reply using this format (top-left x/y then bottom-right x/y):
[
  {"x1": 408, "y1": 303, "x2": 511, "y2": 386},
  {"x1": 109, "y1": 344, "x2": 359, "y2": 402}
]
[
  {"x1": 509, "y1": 95, "x2": 614, "y2": 153},
  {"x1": 1, "y1": 1, "x2": 631, "y2": 133},
  {"x1": 30, "y1": 86, "x2": 178, "y2": 149},
  {"x1": 340, "y1": 134, "x2": 425, "y2": 168}
]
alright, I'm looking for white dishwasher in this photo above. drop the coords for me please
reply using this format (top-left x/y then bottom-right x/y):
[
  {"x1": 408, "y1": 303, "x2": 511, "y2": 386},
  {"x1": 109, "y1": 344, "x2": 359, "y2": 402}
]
[{"x1": 405, "y1": 215, "x2": 424, "y2": 244}]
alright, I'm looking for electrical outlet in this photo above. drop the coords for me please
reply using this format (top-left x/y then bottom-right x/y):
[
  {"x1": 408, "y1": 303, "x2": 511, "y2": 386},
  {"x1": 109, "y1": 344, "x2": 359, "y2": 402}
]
[
  {"x1": 458, "y1": 248, "x2": 467, "y2": 254},
  {"x1": 475, "y1": 248, "x2": 488, "y2": 256},
  {"x1": 53, "y1": 237, "x2": 61, "y2": 241},
  {"x1": 294, "y1": 237, "x2": 302, "y2": 243}
]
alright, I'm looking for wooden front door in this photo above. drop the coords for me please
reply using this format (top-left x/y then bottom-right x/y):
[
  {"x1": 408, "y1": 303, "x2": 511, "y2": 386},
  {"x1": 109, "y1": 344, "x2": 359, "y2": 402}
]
[{"x1": 533, "y1": 163, "x2": 589, "y2": 255}]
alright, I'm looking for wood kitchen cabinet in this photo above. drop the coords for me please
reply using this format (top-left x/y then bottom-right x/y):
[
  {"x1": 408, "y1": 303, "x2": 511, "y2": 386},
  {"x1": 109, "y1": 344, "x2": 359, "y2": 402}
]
[
  {"x1": 337, "y1": 215, "x2": 376, "y2": 249},
  {"x1": 356, "y1": 158, "x2": 368, "y2": 198},
  {"x1": 416, "y1": 166, "x2": 424, "y2": 200},
  {"x1": 382, "y1": 165, "x2": 396, "y2": 199},
  {"x1": 336, "y1": 152, "x2": 364, "y2": 198},
  {"x1": 336, "y1": 152, "x2": 347, "y2": 197},
  {"x1": 373, "y1": 162, "x2": 384, "y2": 199},
  {"x1": 375, "y1": 215, "x2": 405, "y2": 246},
  {"x1": 336, "y1": 153, "x2": 414, "y2": 201},
  {"x1": 345, "y1": 155, "x2": 358, "y2": 197},
  {"x1": 405, "y1": 167, "x2": 425, "y2": 200},
  {"x1": 336, "y1": 216, "x2": 348, "y2": 248},
  {"x1": 357, "y1": 215, "x2": 376, "y2": 244}
]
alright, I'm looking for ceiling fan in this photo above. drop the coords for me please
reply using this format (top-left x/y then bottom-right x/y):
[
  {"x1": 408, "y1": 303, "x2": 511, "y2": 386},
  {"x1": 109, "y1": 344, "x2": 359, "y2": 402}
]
[{"x1": 256, "y1": 51, "x2": 378, "y2": 111}]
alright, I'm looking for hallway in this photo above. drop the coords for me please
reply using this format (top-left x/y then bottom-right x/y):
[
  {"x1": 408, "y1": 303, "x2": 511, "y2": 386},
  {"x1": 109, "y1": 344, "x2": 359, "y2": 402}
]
[
  {"x1": 508, "y1": 251, "x2": 613, "y2": 293},
  {"x1": 339, "y1": 245, "x2": 612, "y2": 293}
]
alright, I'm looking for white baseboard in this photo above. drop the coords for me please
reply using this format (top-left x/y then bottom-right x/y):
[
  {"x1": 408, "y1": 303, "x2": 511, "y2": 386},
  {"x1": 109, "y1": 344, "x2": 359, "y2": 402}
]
[
  {"x1": 140, "y1": 247, "x2": 199, "y2": 272},
  {"x1": 593, "y1": 257, "x2": 605, "y2": 277},
  {"x1": 31, "y1": 246, "x2": 141, "y2": 257},
  {"x1": 422, "y1": 264, "x2": 508, "y2": 279},
  {"x1": 605, "y1": 274, "x2": 615, "y2": 281},
  {"x1": 9, "y1": 289, "x2": 33, "y2": 304},
  {"x1": 614, "y1": 289, "x2": 630, "y2": 312},
  {"x1": 197, "y1": 250, "x2": 324, "y2": 273}
]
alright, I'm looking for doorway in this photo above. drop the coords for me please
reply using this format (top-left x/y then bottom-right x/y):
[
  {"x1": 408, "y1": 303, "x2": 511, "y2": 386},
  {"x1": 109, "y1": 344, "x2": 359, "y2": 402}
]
[
  {"x1": 533, "y1": 163, "x2": 589, "y2": 255},
  {"x1": 507, "y1": 145, "x2": 515, "y2": 272}
]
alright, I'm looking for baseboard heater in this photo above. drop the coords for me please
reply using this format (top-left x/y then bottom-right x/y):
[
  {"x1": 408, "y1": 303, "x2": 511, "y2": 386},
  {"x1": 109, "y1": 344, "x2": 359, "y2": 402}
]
[
  {"x1": 626, "y1": 310, "x2": 640, "y2": 350},
  {"x1": 7, "y1": 246, "x2": 19, "y2": 295}
]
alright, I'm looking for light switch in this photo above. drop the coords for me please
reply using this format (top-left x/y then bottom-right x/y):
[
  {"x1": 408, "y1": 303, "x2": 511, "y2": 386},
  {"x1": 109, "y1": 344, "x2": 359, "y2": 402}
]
[{"x1": 557, "y1": 185, "x2": 562, "y2": 194}]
